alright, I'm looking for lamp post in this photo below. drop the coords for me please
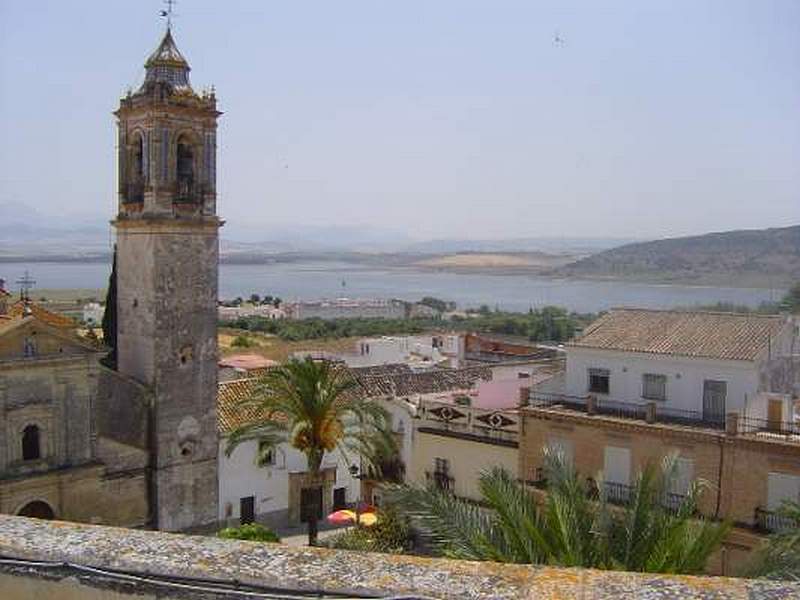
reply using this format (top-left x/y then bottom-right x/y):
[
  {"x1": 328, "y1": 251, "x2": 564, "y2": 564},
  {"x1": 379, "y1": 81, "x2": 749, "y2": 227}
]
[{"x1": 349, "y1": 464, "x2": 364, "y2": 526}]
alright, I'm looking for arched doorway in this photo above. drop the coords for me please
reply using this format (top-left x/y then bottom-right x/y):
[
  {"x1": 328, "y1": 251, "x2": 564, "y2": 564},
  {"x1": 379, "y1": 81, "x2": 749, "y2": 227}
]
[{"x1": 17, "y1": 500, "x2": 55, "y2": 520}]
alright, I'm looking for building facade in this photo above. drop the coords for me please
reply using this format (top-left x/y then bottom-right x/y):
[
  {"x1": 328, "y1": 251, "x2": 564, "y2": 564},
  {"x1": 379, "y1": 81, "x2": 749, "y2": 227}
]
[
  {"x1": 0, "y1": 307, "x2": 149, "y2": 527},
  {"x1": 520, "y1": 308, "x2": 800, "y2": 575}
]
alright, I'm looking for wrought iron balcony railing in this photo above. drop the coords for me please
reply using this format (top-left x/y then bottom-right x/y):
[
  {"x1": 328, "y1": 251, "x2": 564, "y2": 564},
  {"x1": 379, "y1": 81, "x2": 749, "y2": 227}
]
[
  {"x1": 603, "y1": 481, "x2": 632, "y2": 505},
  {"x1": 426, "y1": 470, "x2": 454, "y2": 492},
  {"x1": 755, "y1": 507, "x2": 798, "y2": 533}
]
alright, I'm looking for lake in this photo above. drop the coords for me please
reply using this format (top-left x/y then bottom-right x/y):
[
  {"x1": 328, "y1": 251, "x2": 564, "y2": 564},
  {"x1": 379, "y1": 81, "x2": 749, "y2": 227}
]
[{"x1": 0, "y1": 261, "x2": 782, "y2": 314}]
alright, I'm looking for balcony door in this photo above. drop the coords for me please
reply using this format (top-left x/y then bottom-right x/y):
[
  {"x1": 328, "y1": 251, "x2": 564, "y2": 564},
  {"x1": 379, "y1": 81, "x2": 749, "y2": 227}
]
[
  {"x1": 702, "y1": 380, "x2": 726, "y2": 423},
  {"x1": 603, "y1": 446, "x2": 631, "y2": 503}
]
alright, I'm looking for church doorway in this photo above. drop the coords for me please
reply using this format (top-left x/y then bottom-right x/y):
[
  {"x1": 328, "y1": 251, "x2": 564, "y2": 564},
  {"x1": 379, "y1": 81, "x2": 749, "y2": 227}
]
[{"x1": 17, "y1": 500, "x2": 55, "y2": 520}]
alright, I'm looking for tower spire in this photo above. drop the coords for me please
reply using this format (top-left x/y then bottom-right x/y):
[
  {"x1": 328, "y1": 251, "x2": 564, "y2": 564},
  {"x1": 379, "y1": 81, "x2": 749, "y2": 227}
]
[{"x1": 160, "y1": 0, "x2": 177, "y2": 31}]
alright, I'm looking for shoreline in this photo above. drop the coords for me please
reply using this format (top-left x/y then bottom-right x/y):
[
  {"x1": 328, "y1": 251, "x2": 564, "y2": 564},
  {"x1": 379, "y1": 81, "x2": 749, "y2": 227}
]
[{"x1": 0, "y1": 255, "x2": 790, "y2": 291}]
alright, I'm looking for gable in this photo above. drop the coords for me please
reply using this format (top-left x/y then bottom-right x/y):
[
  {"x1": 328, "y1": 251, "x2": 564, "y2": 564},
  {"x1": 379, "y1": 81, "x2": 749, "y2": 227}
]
[{"x1": 0, "y1": 318, "x2": 99, "y2": 361}]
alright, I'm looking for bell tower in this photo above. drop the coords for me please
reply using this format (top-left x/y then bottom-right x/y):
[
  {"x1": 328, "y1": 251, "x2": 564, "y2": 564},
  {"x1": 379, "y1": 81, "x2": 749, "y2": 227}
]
[{"x1": 113, "y1": 27, "x2": 221, "y2": 531}]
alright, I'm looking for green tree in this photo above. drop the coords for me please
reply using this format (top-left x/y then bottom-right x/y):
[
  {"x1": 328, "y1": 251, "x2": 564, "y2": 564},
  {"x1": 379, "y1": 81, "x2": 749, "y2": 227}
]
[
  {"x1": 225, "y1": 357, "x2": 394, "y2": 546},
  {"x1": 747, "y1": 501, "x2": 800, "y2": 580},
  {"x1": 419, "y1": 297, "x2": 450, "y2": 313},
  {"x1": 101, "y1": 245, "x2": 118, "y2": 368},
  {"x1": 249, "y1": 293, "x2": 261, "y2": 304},
  {"x1": 388, "y1": 450, "x2": 729, "y2": 574},
  {"x1": 782, "y1": 282, "x2": 800, "y2": 314}
]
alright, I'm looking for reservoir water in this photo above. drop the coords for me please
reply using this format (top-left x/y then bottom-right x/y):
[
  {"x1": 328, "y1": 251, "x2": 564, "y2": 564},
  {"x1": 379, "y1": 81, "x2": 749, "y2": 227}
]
[{"x1": 0, "y1": 261, "x2": 782, "y2": 314}]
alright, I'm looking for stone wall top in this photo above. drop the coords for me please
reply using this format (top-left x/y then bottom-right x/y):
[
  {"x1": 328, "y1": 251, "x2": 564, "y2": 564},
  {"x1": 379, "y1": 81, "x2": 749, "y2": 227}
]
[{"x1": 0, "y1": 516, "x2": 797, "y2": 599}]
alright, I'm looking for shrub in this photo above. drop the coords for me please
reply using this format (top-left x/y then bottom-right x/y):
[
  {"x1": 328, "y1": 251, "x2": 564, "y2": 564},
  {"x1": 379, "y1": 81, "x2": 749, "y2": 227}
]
[
  {"x1": 325, "y1": 508, "x2": 412, "y2": 554},
  {"x1": 218, "y1": 523, "x2": 280, "y2": 543},
  {"x1": 231, "y1": 334, "x2": 255, "y2": 348}
]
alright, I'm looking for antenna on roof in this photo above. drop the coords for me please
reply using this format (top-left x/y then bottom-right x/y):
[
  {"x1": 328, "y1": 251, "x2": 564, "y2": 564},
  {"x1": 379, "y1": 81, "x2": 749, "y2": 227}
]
[
  {"x1": 160, "y1": 0, "x2": 177, "y2": 30},
  {"x1": 16, "y1": 270, "x2": 36, "y2": 309}
]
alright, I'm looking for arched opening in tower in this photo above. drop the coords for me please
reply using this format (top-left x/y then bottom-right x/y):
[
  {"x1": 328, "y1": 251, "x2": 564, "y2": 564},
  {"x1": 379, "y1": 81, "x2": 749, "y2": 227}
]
[
  {"x1": 17, "y1": 501, "x2": 55, "y2": 520},
  {"x1": 177, "y1": 136, "x2": 195, "y2": 200}
]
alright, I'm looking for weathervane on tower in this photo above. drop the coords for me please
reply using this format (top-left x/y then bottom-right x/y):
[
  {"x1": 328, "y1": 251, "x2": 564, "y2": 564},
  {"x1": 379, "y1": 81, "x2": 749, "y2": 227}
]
[{"x1": 159, "y1": 0, "x2": 177, "y2": 30}]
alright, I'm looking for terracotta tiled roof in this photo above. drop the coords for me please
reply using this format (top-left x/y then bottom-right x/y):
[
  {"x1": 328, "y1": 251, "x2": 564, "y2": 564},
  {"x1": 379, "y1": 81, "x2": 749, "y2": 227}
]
[
  {"x1": 217, "y1": 378, "x2": 283, "y2": 434},
  {"x1": 217, "y1": 365, "x2": 494, "y2": 433},
  {"x1": 8, "y1": 301, "x2": 77, "y2": 329},
  {"x1": 349, "y1": 365, "x2": 493, "y2": 398},
  {"x1": 569, "y1": 308, "x2": 789, "y2": 361}
]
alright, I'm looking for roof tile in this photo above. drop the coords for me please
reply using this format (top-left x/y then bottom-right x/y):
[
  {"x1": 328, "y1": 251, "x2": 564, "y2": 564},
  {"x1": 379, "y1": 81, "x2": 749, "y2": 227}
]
[{"x1": 569, "y1": 308, "x2": 789, "y2": 361}]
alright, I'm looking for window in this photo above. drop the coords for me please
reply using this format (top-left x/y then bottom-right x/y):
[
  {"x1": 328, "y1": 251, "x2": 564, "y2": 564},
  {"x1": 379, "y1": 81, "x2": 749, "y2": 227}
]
[
  {"x1": 588, "y1": 368, "x2": 610, "y2": 395},
  {"x1": 642, "y1": 373, "x2": 667, "y2": 401},
  {"x1": 22, "y1": 425, "x2": 41, "y2": 461},
  {"x1": 665, "y1": 457, "x2": 694, "y2": 509},
  {"x1": 23, "y1": 336, "x2": 37, "y2": 358},
  {"x1": 258, "y1": 441, "x2": 275, "y2": 466},
  {"x1": 434, "y1": 457, "x2": 449, "y2": 474},
  {"x1": 603, "y1": 446, "x2": 631, "y2": 504},
  {"x1": 767, "y1": 473, "x2": 800, "y2": 511}
]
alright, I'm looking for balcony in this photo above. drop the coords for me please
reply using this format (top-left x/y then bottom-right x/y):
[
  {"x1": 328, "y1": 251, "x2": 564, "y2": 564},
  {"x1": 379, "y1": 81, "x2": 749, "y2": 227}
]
[
  {"x1": 603, "y1": 481, "x2": 632, "y2": 505},
  {"x1": 755, "y1": 507, "x2": 798, "y2": 533},
  {"x1": 528, "y1": 392, "x2": 728, "y2": 433},
  {"x1": 739, "y1": 416, "x2": 800, "y2": 443},
  {"x1": 426, "y1": 470, "x2": 454, "y2": 492}
]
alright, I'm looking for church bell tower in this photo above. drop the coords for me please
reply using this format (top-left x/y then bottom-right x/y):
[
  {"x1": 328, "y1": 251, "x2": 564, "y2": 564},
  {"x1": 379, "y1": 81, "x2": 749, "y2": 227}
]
[{"x1": 113, "y1": 27, "x2": 220, "y2": 531}]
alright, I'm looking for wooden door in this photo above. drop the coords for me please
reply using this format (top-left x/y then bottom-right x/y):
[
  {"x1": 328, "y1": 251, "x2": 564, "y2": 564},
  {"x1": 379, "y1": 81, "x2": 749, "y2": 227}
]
[
  {"x1": 333, "y1": 487, "x2": 347, "y2": 510},
  {"x1": 768, "y1": 399, "x2": 784, "y2": 432},
  {"x1": 702, "y1": 380, "x2": 726, "y2": 424},
  {"x1": 239, "y1": 496, "x2": 255, "y2": 525}
]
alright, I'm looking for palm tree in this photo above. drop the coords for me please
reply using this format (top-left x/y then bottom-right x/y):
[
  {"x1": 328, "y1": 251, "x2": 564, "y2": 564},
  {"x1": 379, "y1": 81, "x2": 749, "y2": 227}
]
[
  {"x1": 747, "y1": 501, "x2": 800, "y2": 580},
  {"x1": 225, "y1": 357, "x2": 394, "y2": 545},
  {"x1": 388, "y1": 449, "x2": 729, "y2": 574}
]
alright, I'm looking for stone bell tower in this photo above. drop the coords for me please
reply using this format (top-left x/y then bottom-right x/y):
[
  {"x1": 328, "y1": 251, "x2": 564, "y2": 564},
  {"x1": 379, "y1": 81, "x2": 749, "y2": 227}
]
[{"x1": 113, "y1": 27, "x2": 221, "y2": 531}]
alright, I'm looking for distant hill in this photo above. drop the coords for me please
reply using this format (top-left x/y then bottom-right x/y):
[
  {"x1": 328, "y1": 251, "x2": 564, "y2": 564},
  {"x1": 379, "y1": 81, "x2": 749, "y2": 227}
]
[{"x1": 554, "y1": 226, "x2": 800, "y2": 288}]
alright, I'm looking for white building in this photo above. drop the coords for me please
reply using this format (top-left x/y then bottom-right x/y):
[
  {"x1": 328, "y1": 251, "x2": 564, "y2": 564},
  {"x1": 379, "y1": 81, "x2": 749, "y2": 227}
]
[
  {"x1": 558, "y1": 308, "x2": 797, "y2": 425},
  {"x1": 82, "y1": 302, "x2": 104, "y2": 325},
  {"x1": 218, "y1": 304, "x2": 285, "y2": 322},
  {"x1": 294, "y1": 334, "x2": 465, "y2": 370},
  {"x1": 216, "y1": 379, "x2": 359, "y2": 528},
  {"x1": 285, "y1": 298, "x2": 406, "y2": 320}
]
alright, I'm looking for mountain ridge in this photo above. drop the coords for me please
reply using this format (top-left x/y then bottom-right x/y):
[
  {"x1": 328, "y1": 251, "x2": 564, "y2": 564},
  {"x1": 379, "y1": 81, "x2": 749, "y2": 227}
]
[{"x1": 552, "y1": 225, "x2": 800, "y2": 288}]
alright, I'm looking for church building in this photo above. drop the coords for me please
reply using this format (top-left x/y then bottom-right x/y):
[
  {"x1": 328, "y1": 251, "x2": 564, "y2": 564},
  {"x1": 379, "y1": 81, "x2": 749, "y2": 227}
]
[{"x1": 0, "y1": 26, "x2": 221, "y2": 532}]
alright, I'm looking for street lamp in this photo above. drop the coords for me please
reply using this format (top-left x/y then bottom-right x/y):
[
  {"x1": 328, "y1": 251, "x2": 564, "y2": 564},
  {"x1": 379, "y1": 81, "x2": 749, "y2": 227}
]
[{"x1": 348, "y1": 464, "x2": 365, "y2": 525}]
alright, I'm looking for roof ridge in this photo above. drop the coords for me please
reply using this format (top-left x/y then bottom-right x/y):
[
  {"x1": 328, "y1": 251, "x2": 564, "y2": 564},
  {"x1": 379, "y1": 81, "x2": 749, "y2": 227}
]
[{"x1": 607, "y1": 306, "x2": 784, "y2": 319}]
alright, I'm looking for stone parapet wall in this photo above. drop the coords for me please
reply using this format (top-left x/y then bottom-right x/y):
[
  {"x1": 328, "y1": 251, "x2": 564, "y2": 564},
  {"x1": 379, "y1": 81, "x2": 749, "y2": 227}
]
[{"x1": 0, "y1": 516, "x2": 797, "y2": 599}]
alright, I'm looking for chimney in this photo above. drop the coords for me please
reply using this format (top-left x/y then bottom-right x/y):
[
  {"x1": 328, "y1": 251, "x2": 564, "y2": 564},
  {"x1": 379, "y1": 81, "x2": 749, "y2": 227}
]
[{"x1": 518, "y1": 386, "x2": 531, "y2": 407}]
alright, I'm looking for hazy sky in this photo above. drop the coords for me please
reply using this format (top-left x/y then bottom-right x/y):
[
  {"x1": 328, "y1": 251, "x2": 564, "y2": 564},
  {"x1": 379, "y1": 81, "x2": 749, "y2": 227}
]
[{"x1": 1, "y1": 0, "x2": 798, "y2": 241}]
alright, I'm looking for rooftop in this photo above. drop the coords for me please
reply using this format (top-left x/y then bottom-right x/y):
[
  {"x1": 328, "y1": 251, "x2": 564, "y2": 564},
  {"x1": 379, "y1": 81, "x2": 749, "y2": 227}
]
[
  {"x1": 568, "y1": 308, "x2": 789, "y2": 361},
  {"x1": 217, "y1": 365, "x2": 495, "y2": 434},
  {"x1": 1, "y1": 516, "x2": 796, "y2": 599},
  {"x1": 7, "y1": 300, "x2": 77, "y2": 329},
  {"x1": 219, "y1": 353, "x2": 279, "y2": 371}
]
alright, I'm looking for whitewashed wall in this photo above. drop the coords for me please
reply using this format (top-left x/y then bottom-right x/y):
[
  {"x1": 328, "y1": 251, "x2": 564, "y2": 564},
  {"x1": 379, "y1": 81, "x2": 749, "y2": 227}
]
[
  {"x1": 565, "y1": 347, "x2": 762, "y2": 416},
  {"x1": 217, "y1": 439, "x2": 359, "y2": 525},
  {"x1": 377, "y1": 397, "x2": 416, "y2": 475}
]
